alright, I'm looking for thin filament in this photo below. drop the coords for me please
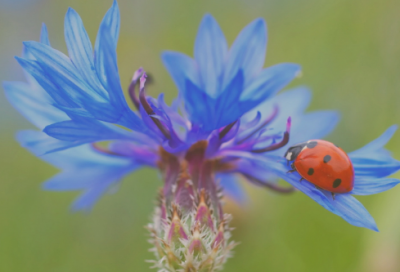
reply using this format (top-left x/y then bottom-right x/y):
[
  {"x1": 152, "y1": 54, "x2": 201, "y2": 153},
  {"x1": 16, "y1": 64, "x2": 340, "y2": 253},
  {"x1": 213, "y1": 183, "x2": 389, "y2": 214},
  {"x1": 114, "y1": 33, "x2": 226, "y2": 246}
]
[
  {"x1": 242, "y1": 173, "x2": 295, "y2": 194},
  {"x1": 128, "y1": 67, "x2": 143, "y2": 110},
  {"x1": 237, "y1": 105, "x2": 279, "y2": 144},
  {"x1": 251, "y1": 117, "x2": 291, "y2": 153},
  {"x1": 139, "y1": 73, "x2": 171, "y2": 139}
]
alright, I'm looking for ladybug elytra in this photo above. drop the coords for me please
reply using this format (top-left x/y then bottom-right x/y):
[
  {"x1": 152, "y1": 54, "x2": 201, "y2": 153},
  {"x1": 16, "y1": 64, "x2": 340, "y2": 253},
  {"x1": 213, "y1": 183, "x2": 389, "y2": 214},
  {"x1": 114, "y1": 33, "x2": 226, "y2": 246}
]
[{"x1": 284, "y1": 140, "x2": 355, "y2": 195}]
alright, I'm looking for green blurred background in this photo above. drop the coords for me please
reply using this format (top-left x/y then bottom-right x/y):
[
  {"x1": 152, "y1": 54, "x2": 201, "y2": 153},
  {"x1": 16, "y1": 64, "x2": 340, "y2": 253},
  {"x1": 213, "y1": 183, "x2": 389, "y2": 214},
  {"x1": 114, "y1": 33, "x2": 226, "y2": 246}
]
[{"x1": 1, "y1": 0, "x2": 400, "y2": 271}]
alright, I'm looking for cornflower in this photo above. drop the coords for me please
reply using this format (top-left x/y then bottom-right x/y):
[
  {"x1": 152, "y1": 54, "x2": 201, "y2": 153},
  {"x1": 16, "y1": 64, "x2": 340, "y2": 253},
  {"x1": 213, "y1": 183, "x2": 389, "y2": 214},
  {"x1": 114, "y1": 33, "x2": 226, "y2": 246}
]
[{"x1": 4, "y1": 1, "x2": 400, "y2": 271}]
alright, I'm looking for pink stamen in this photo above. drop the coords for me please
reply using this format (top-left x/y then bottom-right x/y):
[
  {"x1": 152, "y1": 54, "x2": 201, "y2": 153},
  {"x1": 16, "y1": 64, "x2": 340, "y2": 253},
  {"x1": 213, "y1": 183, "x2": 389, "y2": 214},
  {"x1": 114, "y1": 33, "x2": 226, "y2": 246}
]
[
  {"x1": 138, "y1": 71, "x2": 171, "y2": 139},
  {"x1": 140, "y1": 72, "x2": 147, "y2": 90},
  {"x1": 133, "y1": 67, "x2": 144, "y2": 81},
  {"x1": 286, "y1": 116, "x2": 292, "y2": 131},
  {"x1": 128, "y1": 67, "x2": 144, "y2": 110}
]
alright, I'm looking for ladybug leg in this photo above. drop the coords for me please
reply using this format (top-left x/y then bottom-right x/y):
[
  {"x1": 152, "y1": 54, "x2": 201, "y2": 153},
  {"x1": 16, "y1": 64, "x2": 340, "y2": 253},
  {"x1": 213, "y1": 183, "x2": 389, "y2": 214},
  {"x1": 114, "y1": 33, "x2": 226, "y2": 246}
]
[
  {"x1": 331, "y1": 192, "x2": 335, "y2": 200},
  {"x1": 314, "y1": 185, "x2": 322, "y2": 190},
  {"x1": 286, "y1": 161, "x2": 296, "y2": 173},
  {"x1": 287, "y1": 163, "x2": 297, "y2": 174},
  {"x1": 299, "y1": 177, "x2": 305, "y2": 182}
]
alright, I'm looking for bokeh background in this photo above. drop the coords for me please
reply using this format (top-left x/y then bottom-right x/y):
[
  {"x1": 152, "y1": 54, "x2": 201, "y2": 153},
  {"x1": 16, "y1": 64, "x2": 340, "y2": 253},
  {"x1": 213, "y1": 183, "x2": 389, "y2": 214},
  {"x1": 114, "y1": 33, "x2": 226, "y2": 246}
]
[{"x1": 1, "y1": 0, "x2": 400, "y2": 271}]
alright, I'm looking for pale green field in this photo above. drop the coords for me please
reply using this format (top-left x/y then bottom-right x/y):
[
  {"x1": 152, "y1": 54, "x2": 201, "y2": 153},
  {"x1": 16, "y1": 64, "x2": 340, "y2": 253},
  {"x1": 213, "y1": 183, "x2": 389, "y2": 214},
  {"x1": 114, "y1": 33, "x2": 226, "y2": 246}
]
[{"x1": 1, "y1": 0, "x2": 400, "y2": 271}]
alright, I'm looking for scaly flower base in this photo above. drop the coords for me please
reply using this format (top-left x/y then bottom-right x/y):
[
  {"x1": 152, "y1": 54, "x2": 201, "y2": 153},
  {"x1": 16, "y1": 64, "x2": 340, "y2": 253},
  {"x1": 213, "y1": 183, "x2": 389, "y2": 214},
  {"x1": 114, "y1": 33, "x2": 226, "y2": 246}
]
[
  {"x1": 147, "y1": 143, "x2": 237, "y2": 272},
  {"x1": 147, "y1": 190, "x2": 236, "y2": 272}
]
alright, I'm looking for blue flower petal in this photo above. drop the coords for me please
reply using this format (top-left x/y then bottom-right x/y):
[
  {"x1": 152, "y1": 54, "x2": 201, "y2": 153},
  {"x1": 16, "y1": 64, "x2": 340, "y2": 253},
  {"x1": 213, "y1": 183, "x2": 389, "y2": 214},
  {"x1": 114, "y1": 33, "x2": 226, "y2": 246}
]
[
  {"x1": 65, "y1": 8, "x2": 94, "y2": 69},
  {"x1": 23, "y1": 41, "x2": 89, "y2": 89},
  {"x1": 351, "y1": 158, "x2": 400, "y2": 179},
  {"x1": 95, "y1": 25, "x2": 145, "y2": 131},
  {"x1": 217, "y1": 173, "x2": 247, "y2": 203},
  {"x1": 350, "y1": 126, "x2": 400, "y2": 178},
  {"x1": 43, "y1": 168, "x2": 116, "y2": 191},
  {"x1": 23, "y1": 1, "x2": 143, "y2": 133},
  {"x1": 71, "y1": 181, "x2": 114, "y2": 212},
  {"x1": 349, "y1": 125, "x2": 397, "y2": 159},
  {"x1": 182, "y1": 78, "x2": 214, "y2": 129},
  {"x1": 43, "y1": 116, "x2": 132, "y2": 143},
  {"x1": 94, "y1": 0, "x2": 120, "y2": 52},
  {"x1": 244, "y1": 87, "x2": 311, "y2": 125},
  {"x1": 21, "y1": 42, "x2": 106, "y2": 104},
  {"x1": 286, "y1": 110, "x2": 339, "y2": 147},
  {"x1": 94, "y1": 0, "x2": 120, "y2": 86},
  {"x1": 17, "y1": 130, "x2": 83, "y2": 155},
  {"x1": 22, "y1": 20, "x2": 145, "y2": 133},
  {"x1": 69, "y1": 159, "x2": 138, "y2": 211},
  {"x1": 241, "y1": 63, "x2": 301, "y2": 101},
  {"x1": 162, "y1": 51, "x2": 199, "y2": 95},
  {"x1": 212, "y1": 70, "x2": 246, "y2": 129},
  {"x1": 40, "y1": 23, "x2": 50, "y2": 46},
  {"x1": 19, "y1": 125, "x2": 144, "y2": 156},
  {"x1": 3, "y1": 81, "x2": 67, "y2": 129},
  {"x1": 46, "y1": 159, "x2": 139, "y2": 212},
  {"x1": 223, "y1": 18, "x2": 267, "y2": 88},
  {"x1": 47, "y1": 161, "x2": 136, "y2": 212},
  {"x1": 194, "y1": 14, "x2": 228, "y2": 97},
  {"x1": 18, "y1": 132, "x2": 134, "y2": 169},
  {"x1": 64, "y1": 7, "x2": 105, "y2": 96},
  {"x1": 18, "y1": 129, "x2": 140, "y2": 212},
  {"x1": 163, "y1": 18, "x2": 300, "y2": 133},
  {"x1": 15, "y1": 56, "x2": 78, "y2": 108},
  {"x1": 184, "y1": 70, "x2": 246, "y2": 131},
  {"x1": 235, "y1": 158, "x2": 280, "y2": 184},
  {"x1": 328, "y1": 193, "x2": 378, "y2": 232},
  {"x1": 352, "y1": 178, "x2": 400, "y2": 195}
]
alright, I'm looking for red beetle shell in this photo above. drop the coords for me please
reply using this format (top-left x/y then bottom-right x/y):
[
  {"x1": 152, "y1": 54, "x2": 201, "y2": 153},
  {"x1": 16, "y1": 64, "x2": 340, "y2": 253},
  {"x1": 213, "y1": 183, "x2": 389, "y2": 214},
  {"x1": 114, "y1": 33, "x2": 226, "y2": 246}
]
[{"x1": 288, "y1": 140, "x2": 354, "y2": 193}]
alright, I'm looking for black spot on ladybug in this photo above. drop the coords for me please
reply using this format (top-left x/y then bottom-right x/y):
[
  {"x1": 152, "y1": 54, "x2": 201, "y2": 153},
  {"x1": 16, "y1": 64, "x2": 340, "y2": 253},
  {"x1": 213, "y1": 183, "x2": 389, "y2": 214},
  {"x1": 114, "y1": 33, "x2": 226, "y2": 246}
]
[
  {"x1": 333, "y1": 179, "x2": 342, "y2": 188},
  {"x1": 307, "y1": 141, "x2": 318, "y2": 149},
  {"x1": 308, "y1": 168, "x2": 314, "y2": 175},
  {"x1": 323, "y1": 155, "x2": 331, "y2": 163}
]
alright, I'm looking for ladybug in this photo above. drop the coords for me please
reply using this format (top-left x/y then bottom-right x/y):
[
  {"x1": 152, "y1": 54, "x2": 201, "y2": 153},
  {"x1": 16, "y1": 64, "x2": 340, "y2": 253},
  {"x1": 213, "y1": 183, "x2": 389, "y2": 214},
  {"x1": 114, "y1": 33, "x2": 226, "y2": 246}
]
[{"x1": 284, "y1": 140, "x2": 354, "y2": 196}]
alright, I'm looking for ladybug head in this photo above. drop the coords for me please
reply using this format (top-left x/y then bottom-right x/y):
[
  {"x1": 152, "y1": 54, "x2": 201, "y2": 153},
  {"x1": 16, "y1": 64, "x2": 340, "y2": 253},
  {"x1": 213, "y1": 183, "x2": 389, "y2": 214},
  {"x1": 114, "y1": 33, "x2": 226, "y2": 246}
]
[{"x1": 284, "y1": 142, "x2": 307, "y2": 161}]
